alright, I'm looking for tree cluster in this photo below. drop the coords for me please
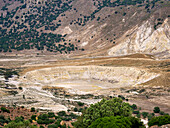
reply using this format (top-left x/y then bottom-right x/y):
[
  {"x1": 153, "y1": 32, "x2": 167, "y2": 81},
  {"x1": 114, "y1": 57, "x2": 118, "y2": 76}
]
[{"x1": 73, "y1": 98, "x2": 144, "y2": 128}]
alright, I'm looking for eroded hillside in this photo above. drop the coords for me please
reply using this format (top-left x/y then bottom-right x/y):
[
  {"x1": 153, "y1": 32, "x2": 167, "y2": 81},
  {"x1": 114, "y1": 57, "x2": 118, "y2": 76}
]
[
  {"x1": 108, "y1": 18, "x2": 170, "y2": 59},
  {"x1": 0, "y1": 0, "x2": 169, "y2": 58}
]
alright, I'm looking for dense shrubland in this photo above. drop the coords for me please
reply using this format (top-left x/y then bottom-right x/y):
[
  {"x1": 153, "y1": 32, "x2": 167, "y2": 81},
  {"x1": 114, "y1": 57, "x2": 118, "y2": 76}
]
[
  {"x1": 0, "y1": 97, "x2": 170, "y2": 128},
  {"x1": 73, "y1": 98, "x2": 144, "y2": 128}
]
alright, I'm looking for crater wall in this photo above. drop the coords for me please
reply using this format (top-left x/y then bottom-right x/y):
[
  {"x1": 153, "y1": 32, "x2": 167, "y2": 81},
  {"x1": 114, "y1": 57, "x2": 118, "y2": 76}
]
[{"x1": 20, "y1": 66, "x2": 159, "y2": 93}]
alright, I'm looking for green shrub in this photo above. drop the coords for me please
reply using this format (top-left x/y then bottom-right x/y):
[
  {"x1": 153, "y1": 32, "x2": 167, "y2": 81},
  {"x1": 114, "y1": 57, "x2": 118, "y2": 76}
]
[
  {"x1": 159, "y1": 111, "x2": 165, "y2": 115},
  {"x1": 18, "y1": 87, "x2": 23, "y2": 90},
  {"x1": 73, "y1": 98, "x2": 132, "y2": 128},
  {"x1": 148, "y1": 115, "x2": 170, "y2": 127},
  {"x1": 131, "y1": 104, "x2": 137, "y2": 110},
  {"x1": 137, "y1": 113, "x2": 141, "y2": 118},
  {"x1": 153, "y1": 107, "x2": 160, "y2": 113},
  {"x1": 0, "y1": 115, "x2": 9, "y2": 125},
  {"x1": 37, "y1": 119, "x2": 50, "y2": 125},
  {"x1": 29, "y1": 119, "x2": 32, "y2": 123},
  {"x1": 31, "y1": 107, "x2": 35, "y2": 112},
  {"x1": 69, "y1": 113, "x2": 78, "y2": 119},
  {"x1": 89, "y1": 116, "x2": 144, "y2": 128},
  {"x1": 15, "y1": 116, "x2": 24, "y2": 123},
  {"x1": 1, "y1": 107, "x2": 10, "y2": 113},
  {"x1": 142, "y1": 112, "x2": 148, "y2": 118},
  {"x1": 31, "y1": 115, "x2": 36, "y2": 120},
  {"x1": 62, "y1": 117, "x2": 71, "y2": 121},
  {"x1": 38, "y1": 114, "x2": 48, "y2": 120},
  {"x1": 57, "y1": 111, "x2": 66, "y2": 116},
  {"x1": 151, "y1": 113, "x2": 155, "y2": 116},
  {"x1": 118, "y1": 95, "x2": 125, "y2": 100},
  {"x1": 138, "y1": 89, "x2": 145, "y2": 93},
  {"x1": 55, "y1": 119, "x2": 61, "y2": 127},
  {"x1": 49, "y1": 119, "x2": 55, "y2": 123},
  {"x1": 4, "y1": 120, "x2": 36, "y2": 128},
  {"x1": 73, "y1": 107, "x2": 78, "y2": 112},
  {"x1": 77, "y1": 102, "x2": 84, "y2": 106},
  {"x1": 0, "y1": 115, "x2": 5, "y2": 119},
  {"x1": 37, "y1": 119, "x2": 43, "y2": 124},
  {"x1": 48, "y1": 112, "x2": 55, "y2": 118},
  {"x1": 133, "y1": 110, "x2": 139, "y2": 114}
]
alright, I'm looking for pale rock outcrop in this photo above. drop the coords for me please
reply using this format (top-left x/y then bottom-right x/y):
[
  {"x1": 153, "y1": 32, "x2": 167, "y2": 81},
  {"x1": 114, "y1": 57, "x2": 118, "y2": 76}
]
[{"x1": 108, "y1": 18, "x2": 170, "y2": 59}]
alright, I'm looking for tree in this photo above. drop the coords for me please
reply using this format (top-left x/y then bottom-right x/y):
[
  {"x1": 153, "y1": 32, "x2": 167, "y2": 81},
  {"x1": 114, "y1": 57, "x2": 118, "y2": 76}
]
[
  {"x1": 159, "y1": 111, "x2": 165, "y2": 115},
  {"x1": 142, "y1": 112, "x2": 148, "y2": 118},
  {"x1": 15, "y1": 16, "x2": 19, "y2": 19},
  {"x1": 23, "y1": 95, "x2": 25, "y2": 99},
  {"x1": 1, "y1": 107, "x2": 10, "y2": 113},
  {"x1": 73, "y1": 98, "x2": 132, "y2": 128},
  {"x1": 15, "y1": 116, "x2": 24, "y2": 123},
  {"x1": 131, "y1": 104, "x2": 137, "y2": 110},
  {"x1": 148, "y1": 115, "x2": 170, "y2": 127},
  {"x1": 31, "y1": 115, "x2": 36, "y2": 120},
  {"x1": 31, "y1": 107, "x2": 35, "y2": 112},
  {"x1": 77, "y1": 102, "x2": 84, "y2": 106},
  {"x1": 73, "y1": 107, "x2": 78, "y2": 112},
  {"x1": 89, "y1": 116, "x2": 144, "y2": 128},
  {"x1": 0, "y1": 115, "x2": 9, "y2": 126},
  {"x1": 48, "y1": 112, "x2": 55, "y2": 118},
  {"x1": 57, "y1": 111, "x2": 66, "y2": 116},
  {"x1": 18, "y1": 87, "x2": 23, "y2": 90},
  {"x1": 153, "y1": 107, "x2": 160, "y2": 113}
]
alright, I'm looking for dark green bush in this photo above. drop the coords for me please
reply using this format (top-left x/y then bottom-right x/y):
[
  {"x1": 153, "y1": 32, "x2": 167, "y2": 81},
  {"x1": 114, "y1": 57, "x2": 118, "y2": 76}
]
[
  {"x1": 18, "y1": 87, "x2": 23, "y2": 90},
  {"x1": 48, "y1": 112, "x2": 55, "y2": 118},
  {"x1": 118, "y1": 95, "x2": 125, "y2": 100},
  {"x1": 77, "y1": 102, "x2": 84, "y2": 106},
  {"x1": 137, "y1": 113, "x2": 141, "y2": 118},
  {"x1": 133, "y1": 110, "x2": 140, "y2": 114},
  {"x1": 0, "y1": 115, "x2": 9, "y2": 125},
  {"x1": 153, "y1": 107, "x2": 160, "y2": 113},
  {"x1": 1, "y1": 107, "x2": 10, "y2": 113},
  {"x1": 159, "y1": 111, "x2": 165, "y2": 115},
  {"x1": 142, "y1": 112, "x2": 148, "y2": 118},
  {"x1": 131, "y1": 104, "x2": 137, "y2": 110},
  {"x1": 73, "y1": 98, "x2": 132, "y2": 128},
  {"x1": 31, "y1": 115, "x2": 36, "y2": 120},
  {"x1": 148, "y1": 115, "x2": 170, "y2": 127},
  {"x1": 73, "y1": 107, "x2": 78, "y2": 112},
  {"x1": 57, "y1": 111, "x2": 66, "y2": 116},
  {"x1": 38, "y1": 114, "x2": 48, "y2": 120},
  {"x1": 15, "y1": 116, "x2": 24, "y2": 123},
  {"x1": 89, "y1": 116, "x2": 144, "y2": 128},
  {"x1": 31, "y1": 107, "x2": 35, "y2": 112}
]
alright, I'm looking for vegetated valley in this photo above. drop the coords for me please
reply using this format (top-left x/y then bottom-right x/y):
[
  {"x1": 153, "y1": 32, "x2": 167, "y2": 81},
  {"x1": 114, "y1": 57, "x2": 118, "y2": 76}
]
[{"x1": 0, "y1": 0, "x2": 170, "y2": 128}]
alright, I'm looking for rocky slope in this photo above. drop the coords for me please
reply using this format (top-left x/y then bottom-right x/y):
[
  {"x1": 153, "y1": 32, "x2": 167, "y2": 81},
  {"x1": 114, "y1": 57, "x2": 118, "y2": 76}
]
[
  {"x1": 0, "y1": 0, "x2": 169, "y2": 58},
  {"x1": 108, "y1": 18, "x2": 170, "y2": 59}
]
